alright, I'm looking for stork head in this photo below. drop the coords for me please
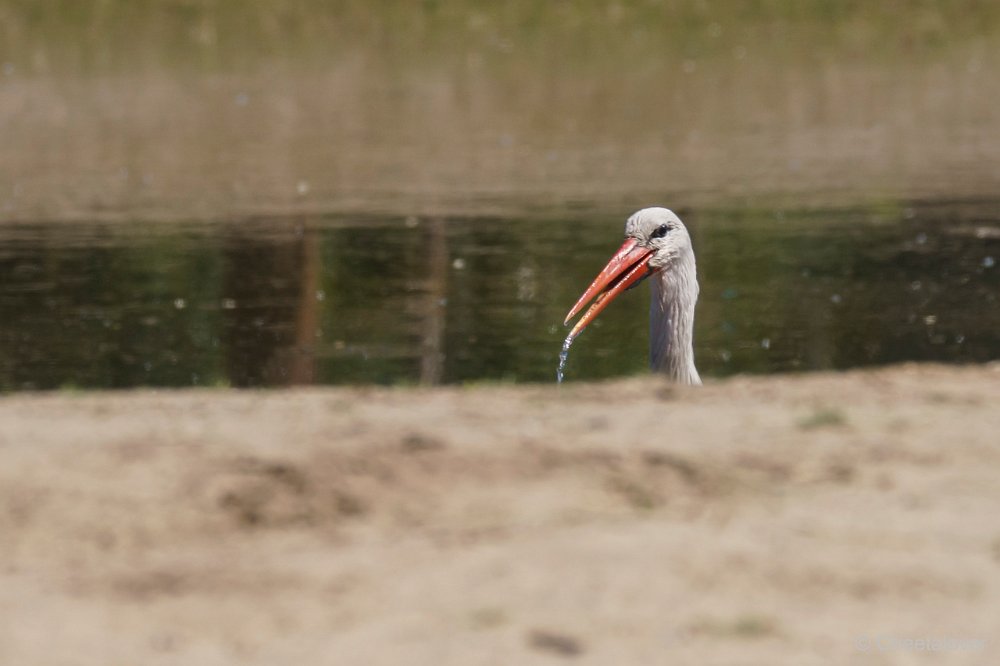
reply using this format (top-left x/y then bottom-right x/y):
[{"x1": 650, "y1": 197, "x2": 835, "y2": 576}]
[{"x1": 563, "y1": 207, "x2": 693, "y2": 340}]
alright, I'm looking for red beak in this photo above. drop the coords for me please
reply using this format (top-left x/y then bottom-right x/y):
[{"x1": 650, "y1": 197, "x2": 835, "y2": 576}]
[{"x1": 563, "y1": 238, "x2": 654, "y2": 340}]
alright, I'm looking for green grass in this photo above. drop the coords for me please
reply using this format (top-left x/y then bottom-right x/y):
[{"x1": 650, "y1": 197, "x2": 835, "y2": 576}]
[
  {"x1": 4, "y1": 0, "x2": 998, "y2": 75},
  {"x1": 690, "y1": 613, "x2": 780, "y2": 639},
  {"x1": 797, "y1": 407, "x2": 848, "y2": 430}
]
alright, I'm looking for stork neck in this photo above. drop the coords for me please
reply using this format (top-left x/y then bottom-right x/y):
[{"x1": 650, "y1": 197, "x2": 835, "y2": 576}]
[{"x1": 649, "y1": 258, "x2": 700, "y2": 385}]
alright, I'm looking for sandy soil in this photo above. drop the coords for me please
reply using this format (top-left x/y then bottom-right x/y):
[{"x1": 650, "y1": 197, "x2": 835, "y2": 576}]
[{"x1": 1, "y1": 364, "x2": 999, "y2": 665}]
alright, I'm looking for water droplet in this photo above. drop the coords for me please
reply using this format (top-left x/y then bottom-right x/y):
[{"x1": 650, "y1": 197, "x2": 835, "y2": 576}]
[{"x1": 556, "y1": 335, "x2": 576, "y2": 384}]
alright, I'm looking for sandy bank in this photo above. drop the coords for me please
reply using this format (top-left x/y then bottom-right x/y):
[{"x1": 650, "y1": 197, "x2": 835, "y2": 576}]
[{"x1": 1, "y1": 364, "x2": 999, "y2": 664}]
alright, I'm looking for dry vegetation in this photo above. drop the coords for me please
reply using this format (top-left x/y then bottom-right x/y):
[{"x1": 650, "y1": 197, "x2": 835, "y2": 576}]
[{"x1": 4, "y1": 2, "x2": 1000, "y2": 221}]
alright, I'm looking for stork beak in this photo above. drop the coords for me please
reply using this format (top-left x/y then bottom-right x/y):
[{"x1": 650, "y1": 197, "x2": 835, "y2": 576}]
[{"x1": 563, "y1": 237, "x2": 655, "y2": 340}]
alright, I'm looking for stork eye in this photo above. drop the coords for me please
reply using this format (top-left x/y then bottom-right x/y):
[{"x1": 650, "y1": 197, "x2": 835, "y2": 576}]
[{"x1": 650, "y1": 223, "x2": 670, "y2": 239}]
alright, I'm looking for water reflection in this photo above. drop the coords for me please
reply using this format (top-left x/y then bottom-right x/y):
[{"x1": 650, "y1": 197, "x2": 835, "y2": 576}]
[
  {"x1": 0, "y1": 199, "x2": 997, "y2": 391},
  {"x1": 220, "y1": 224, "x2": 319, "y2": 386}
]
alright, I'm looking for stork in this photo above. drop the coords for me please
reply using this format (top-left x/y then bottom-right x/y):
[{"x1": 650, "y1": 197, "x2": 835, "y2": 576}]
[{"x1": 562, "y1": 207, "x2": 701, "y2": 385}]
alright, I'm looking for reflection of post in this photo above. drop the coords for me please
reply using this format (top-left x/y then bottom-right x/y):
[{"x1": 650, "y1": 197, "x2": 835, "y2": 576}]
[
  {"x1": 804, "y1": 296, "x2": 834, "y2": 371},
  {"x1": 420, "y1": 218, "x2": 447, "y2": 385},
  {"x1": 221, "y1": 225, "x2": 313, "y2": 387},
  {"x1": 289, "y1": 226, "x2": 320, "y2": 385}
]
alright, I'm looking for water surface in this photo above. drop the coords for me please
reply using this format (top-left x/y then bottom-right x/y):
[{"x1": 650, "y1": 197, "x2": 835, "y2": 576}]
[{"x1": 1, "y1": 199, "x2": 996, "y2": 390}]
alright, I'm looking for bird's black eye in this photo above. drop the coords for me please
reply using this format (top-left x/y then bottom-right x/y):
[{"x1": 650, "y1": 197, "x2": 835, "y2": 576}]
[{"x1": 650, "y1": 223, "x2": 670, "y2": 239}]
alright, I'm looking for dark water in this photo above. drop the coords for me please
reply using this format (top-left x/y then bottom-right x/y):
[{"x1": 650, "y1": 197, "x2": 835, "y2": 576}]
[{"x1": 1, "y1": 200, "x2": 998, "y2": 391}]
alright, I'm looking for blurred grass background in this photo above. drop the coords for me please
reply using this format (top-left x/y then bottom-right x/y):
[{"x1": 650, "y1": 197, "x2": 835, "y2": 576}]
[
  {"x1": 2, "y1": 0, "x2": 1000, "y2": 220},
  {"x1": 4, "y1": 0, "x2": 1000, "y2": 73}
]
